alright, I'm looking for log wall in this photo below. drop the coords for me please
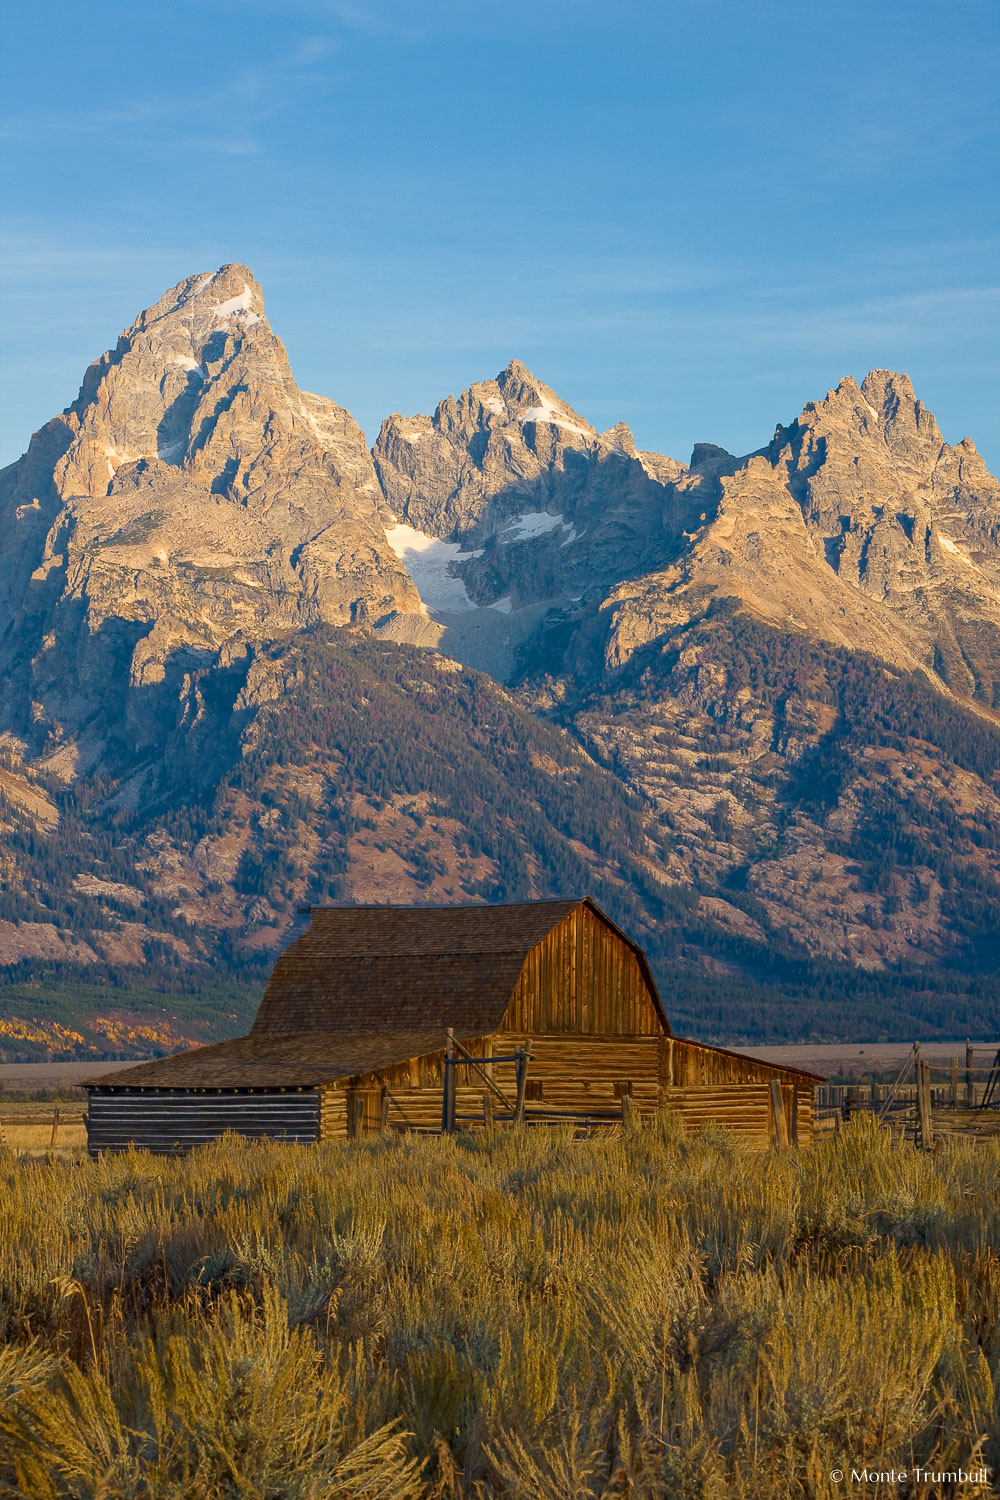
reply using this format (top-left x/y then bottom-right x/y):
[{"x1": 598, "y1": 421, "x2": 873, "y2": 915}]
[
  {"x1": 346, "y1": 1034, "x2": 662, "y2": 1132},
  {"x1": 659, "y1": 1085, "x2": 773, "y2": 1147},
  {"x1": 86, "y1": 1089, "x2": 320, "y2": 1156},
  {"x1": 328, "y1": 1032, "x2": 814, "y2": 1144}
]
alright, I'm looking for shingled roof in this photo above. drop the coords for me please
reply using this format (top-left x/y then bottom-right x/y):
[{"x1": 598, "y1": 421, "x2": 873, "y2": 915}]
[
  {"x1": 85, "y1": 1029, "x2": 457, "y2": 1090},
  {"x1": 251, "y1": 898, "x2": 587, "y2": 1036}
]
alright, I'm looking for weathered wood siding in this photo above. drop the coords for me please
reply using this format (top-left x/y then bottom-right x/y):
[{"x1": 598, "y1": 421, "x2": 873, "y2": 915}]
[
  {"x1": 660, "y1": 1039, "x2": 814, "y2": 1145},
  {"x1": 663, "y1": 1038, "x2": 805, "y2": 1086},
  {"x1": 660, "y1": 1086, "x2": 772, "y2": 1147},
  {"x1": 339, "y1": 1034, "x2": 663, "y2": 1132},
  {"x1": 331, "y1": 1029, "x2": 814, "y2": 1142},
  {"x1": 500, "y1": 904, "x2": 662, "y2": 1036},
  {"x1": 659, "y1": 1083, "x2": 812, "y2": 1148},
  {"x1": 497, "y1": 1033, "x2": 660, "y2": 1113},
  {"x1": 86, "y1": 1089, "x2": 320, "y2": 1155},
  {"x1": 793, "y1": 1086, "x2": 813, "y2": 1146}
]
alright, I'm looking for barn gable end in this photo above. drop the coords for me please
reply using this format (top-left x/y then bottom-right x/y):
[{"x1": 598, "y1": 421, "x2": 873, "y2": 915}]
[{"x1": 500, "y1": 900, "x2": 667, "y2": 1037}]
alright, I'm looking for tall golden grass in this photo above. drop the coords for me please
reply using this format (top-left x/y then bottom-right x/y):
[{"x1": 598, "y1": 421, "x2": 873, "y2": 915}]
[{"x1": 0, "y1": 1115, "x2": 997, "y2": 1497}]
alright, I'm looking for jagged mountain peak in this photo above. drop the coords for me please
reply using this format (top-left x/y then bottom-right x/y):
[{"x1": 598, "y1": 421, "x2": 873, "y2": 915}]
[
  {"x1": 406, "y1": 360, "x2": 597, "y2": 444},
  {"x1": 490, "y1": 360, "x2": 594, "y2": 433},
  {"x1": 128, "y1": 262, "x2": 264, "y2": 335},
  {"x1": 600, "y1": 370, "x2": 1000, "y2": 709},
  {"x1": 0, "y1": 264, "x2": 422, "y2": 756},
  {"x1": 788, "y1": 369, "x2": 945, "y2": 462},
  {"x1": 5, "y1": 276, "x2": 1000, "y2": 1015},
  {"x1": 597, "y1": 421, "x2": 636, "y2": 455}
]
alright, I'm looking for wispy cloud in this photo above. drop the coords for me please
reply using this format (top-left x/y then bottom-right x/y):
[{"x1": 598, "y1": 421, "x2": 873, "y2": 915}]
[{"x1": 0, "y1": 31, "x2": 349, "y2": 155}]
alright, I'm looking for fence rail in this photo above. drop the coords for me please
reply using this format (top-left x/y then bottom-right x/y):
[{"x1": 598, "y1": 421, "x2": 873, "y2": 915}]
[
  {"x1": 0, "y1": 1105, "x2": 83, "y2": 1149},
  {"x1": 813, "y1": 1043, "x2": 1000, "y2": 1148}
]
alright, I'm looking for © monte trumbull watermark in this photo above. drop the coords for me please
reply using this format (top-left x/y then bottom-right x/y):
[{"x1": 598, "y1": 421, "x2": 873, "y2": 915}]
[{"x1": 832, "y1": 1467, "x2": 991, "y2": 1488}]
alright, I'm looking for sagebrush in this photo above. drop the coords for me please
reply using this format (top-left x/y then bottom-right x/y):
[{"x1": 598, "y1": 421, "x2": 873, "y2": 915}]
[{"x1": 1, "y1": 1117, "x2": 997, "y2": 1497}]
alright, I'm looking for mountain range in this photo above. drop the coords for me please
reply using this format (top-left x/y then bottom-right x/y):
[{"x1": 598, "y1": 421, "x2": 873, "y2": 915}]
[{"x1": 2, "y1": 262, "x2": 1000, "y2": 1058}]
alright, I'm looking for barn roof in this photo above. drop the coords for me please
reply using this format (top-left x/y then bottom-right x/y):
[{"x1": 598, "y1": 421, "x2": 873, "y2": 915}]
[
  {"x1": 85, "y1": 1029, "x2": 457, "y2": 1090},
  {"x1": 250, "y1": 896, "x2": 665, "y2": 1035}
]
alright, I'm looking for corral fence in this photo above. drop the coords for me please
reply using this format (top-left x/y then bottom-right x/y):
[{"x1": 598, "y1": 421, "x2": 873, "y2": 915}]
[
  {"x1": 380, "y1": 1031, "x2": 640, "y2": 1138},
  {"x1": 814, "y1": 1042, "x2": 1000, "y2": 1148}
]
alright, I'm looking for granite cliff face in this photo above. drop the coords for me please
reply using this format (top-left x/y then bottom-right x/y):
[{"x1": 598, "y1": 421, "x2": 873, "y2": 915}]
[
  {"x1": 600, "y1": 372, "x2": 1000, "y2": 695},
  {"x1": 0, "y1": 264, "x2": 421, "y2": 765},
  {"x1": 3, "y1": 266, "x2": 1000, "y2": 1047},
  {"x1": 374, "y1": 363, "x2": 1000, "y2": 718}
]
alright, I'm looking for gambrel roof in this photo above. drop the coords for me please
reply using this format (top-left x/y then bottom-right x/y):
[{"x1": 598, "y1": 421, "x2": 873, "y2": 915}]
[{"x1": 252, "y1": 897, "x2": 666, "y2": 1035}]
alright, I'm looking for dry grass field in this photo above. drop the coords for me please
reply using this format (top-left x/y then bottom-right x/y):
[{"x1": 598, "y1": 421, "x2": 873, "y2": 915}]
[
  {"x1": 0, "y1": 1120, "x2": 88, "y2": 1153},
  {"x1": 0, "y1": 1103, "x2": 87, "y2": 1155},
  {"x1": 0, "y1": 1117, "x2": 998, "y2": 1498}
]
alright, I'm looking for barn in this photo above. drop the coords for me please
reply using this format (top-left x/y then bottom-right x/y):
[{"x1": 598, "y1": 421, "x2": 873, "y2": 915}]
[{"x1": 85, "y1": 898, "x2": 822, "y2": 1154}]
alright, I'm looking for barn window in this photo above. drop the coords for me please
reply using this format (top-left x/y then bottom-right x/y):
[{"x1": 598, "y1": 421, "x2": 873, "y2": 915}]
[
  {"x1": 524, "y1": 1080, "x2": 544, "y2": 1101},
  {"x1": 613, "y1": 1081, "x2": 633, "y2": 1098}
]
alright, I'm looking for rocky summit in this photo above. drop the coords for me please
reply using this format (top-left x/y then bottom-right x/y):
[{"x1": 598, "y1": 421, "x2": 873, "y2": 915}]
[
  {"x1": 2, "y1": 263, "x2": 1000, "y2": 1054},
  {"x1": 0, "y1": 264, "x2": 422, "y2": 765}
]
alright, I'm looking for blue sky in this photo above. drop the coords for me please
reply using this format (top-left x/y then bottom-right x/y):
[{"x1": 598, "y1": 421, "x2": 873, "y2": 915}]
[{"x1": 1, "y1": 0, "x2": 997, "y2": 469}]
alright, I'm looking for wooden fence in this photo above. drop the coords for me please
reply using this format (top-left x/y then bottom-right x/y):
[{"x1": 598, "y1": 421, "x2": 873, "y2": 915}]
[{"x1": 814, "y1": 1042, "x2": 1000, "y2": 1147}]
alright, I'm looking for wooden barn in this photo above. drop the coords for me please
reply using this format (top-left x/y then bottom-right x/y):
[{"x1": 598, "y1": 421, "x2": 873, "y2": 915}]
[{"x1": 85, "y1": 898, "x2": 822, "y2": 1154}]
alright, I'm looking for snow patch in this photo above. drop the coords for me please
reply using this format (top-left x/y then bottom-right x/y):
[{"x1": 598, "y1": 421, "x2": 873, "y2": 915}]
[
  {"x1": 861, "y1": 399, "x2": 881, "y2": 422},
  {"x1": 171, "y1": 355, "x2": 206, "y2": 378},
  {"x1": 480, "y1": 395, "x2": 505, "y2": 416},
  {"x1": 492, "y1": 595, "x2": 513, "y2": 614},
  {"x1": 211, "y1": 284, "x2": 261, "y2": 326},
  {"x1": 384, "y1": 524, "x2": 479, "y2": 614},
  {"x1": 103, "y1": 447, "x2": 139, "y2": 475},
  {"x1": 501, "y1": 511, "x2": 571, "y2": 543},
  {"x1": 937, "y1": 534, "x2": 972, "y2": 566},
  {"x1": 519, "y1": 399, "x2": 592, "y2": 438},
  {"x1": 299, "y1": 404, "x2": 331, "y2": 447}
]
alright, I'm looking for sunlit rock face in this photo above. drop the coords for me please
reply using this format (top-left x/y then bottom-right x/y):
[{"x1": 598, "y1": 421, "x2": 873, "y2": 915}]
[
  {"x1": 3, "y1": 265, "x2": 1000, "y2": 995},
  {"x1": 601, "y1": 371, "x2": 1000, "y2": 697},
  {"x1": 0, "y1": 263, "x2": 422, "y2": 752}
]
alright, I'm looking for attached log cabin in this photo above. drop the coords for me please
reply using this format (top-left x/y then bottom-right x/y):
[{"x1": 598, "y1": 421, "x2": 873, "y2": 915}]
[{"x1": 85, "y1": 898, "x2": 822, "y2": 1154}]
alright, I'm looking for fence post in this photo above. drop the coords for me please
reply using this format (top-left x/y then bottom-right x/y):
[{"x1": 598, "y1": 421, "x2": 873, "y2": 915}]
[
  {"x1": 379, "y1": 1091, "x2": 390, "y2": 1135},
  {"x1": 769, "y1": 1080, "x2": 790, "y2": 1150},
  {"x1": 513, "y1": 1039, "x2": 532, "y2": 1126},
  {"x1": 917, "y1": 1060, "x2": 934, "y2": 1149},
  {"x1": 966, "y1": 1041, "x2": 974, "y2": 1107},
  {"x1": 442, "y1": 1029, "x2": 455, "y2": 1134},
  {"x1": 49, "y1": 1106, "x2": 60, "y2": 1150},
  {"x1": 950, "y1": 1058, "x2": 958, "y2": 1111},
  {"x1": 482, "y1": 1092, "x2": 494, "y2": 1129}
]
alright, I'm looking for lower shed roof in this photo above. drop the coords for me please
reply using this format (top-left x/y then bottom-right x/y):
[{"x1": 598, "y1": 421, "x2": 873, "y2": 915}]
[{"x1": 85, "y1": 1029, "x2": 460, "y2": 1090}]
